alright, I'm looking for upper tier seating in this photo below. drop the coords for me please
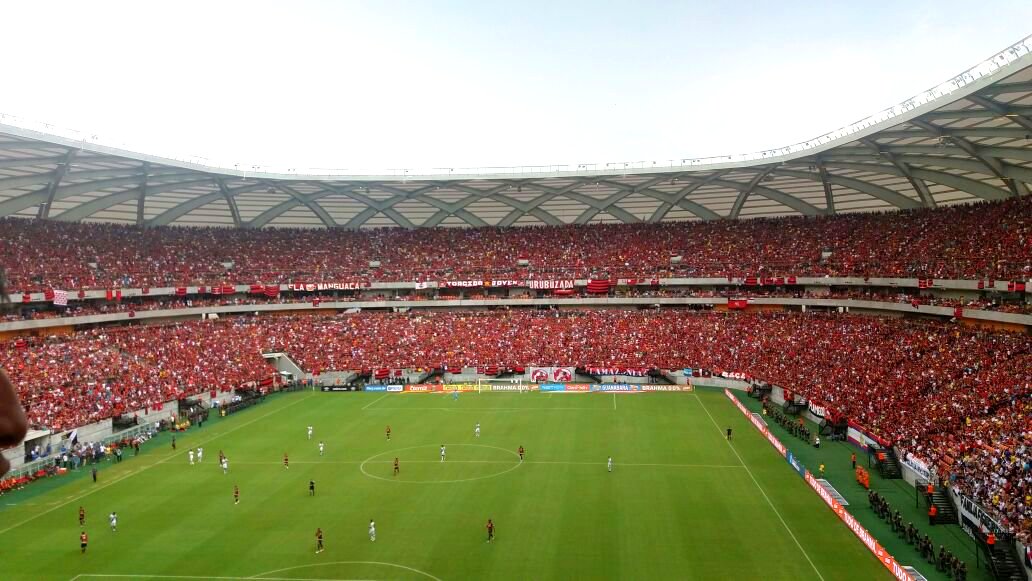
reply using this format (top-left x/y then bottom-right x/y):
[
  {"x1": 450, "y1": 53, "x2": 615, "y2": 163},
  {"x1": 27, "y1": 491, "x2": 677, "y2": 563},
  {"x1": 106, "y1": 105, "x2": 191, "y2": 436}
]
[{"x1": 1, "y1": 197, "x2": 1028, "y2": 291}]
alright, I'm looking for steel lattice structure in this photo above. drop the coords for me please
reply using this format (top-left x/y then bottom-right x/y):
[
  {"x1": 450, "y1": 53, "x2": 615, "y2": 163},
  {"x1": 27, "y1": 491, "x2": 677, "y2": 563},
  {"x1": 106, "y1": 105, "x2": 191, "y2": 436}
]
[{"x1": 0, "y1": 38, "x2": 1030, "y2": 229}]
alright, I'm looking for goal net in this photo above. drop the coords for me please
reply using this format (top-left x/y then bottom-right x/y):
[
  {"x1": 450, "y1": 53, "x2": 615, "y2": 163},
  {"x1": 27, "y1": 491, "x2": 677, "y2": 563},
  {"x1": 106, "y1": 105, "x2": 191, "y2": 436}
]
[{"x1": 475, "y1": 377, "x2": 529, "y2": 393}]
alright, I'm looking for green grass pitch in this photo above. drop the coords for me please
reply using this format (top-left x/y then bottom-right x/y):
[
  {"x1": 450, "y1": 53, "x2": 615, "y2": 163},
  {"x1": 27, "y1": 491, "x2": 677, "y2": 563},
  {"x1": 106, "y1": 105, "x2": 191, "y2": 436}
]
[{"x1": 0, "y1": 389, "x2": 891, "y2": 580}]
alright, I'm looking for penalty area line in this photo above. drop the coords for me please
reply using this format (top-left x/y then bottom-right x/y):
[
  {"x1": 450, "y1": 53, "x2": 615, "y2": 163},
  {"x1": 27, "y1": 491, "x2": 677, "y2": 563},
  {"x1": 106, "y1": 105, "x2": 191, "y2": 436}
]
[
  {"x1": 361, "y1": 393, "x2": 391, "y2": 410},
  {"x1": 0, "y1": 393, "x2": 317, "y2": 539},
  {"x1": 693, "y1": 393, "x2": 827, "y2": 581},
  {"x1": 71, "y1": 575, "x2": 368, "y2": 581}
]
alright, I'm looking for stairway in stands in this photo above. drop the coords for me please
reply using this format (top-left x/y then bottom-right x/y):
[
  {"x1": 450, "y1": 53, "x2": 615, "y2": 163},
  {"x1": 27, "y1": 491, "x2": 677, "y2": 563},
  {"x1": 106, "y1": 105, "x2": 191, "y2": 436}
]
[
  {"x1": 929, "y1": 490, "x2": 958, "y2": 525},
  {"x1": 986, "y1": 536, "x2": 1026, "y2": 581},
  {"x1": 877, "y1": 448, "x2": 903, "y2": 479}
]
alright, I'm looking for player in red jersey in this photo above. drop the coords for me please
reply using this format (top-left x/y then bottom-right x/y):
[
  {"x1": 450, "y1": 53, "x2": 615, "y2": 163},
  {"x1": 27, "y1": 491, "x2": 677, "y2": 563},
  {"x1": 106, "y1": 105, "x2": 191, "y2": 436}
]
[
  {"x1": 518, "y1": 446, "x2": 524, "y2": 462},
  {"x1": 486, "y1": 519, "x2": 495, "y2": 543},
  {"x1": 80, "y1": 531, "x2": 88, "y2": 553},
  {"x1": 283, "y1": 453, "x2": 289, "y2": 469},
  {"x1": 386, "y1": 425, "x2": 391, "y2": 441},
  {"x1": 315, "y1": 527, "x2": 324, "y2": 553},
  {"x1": 393, "y1": 457, "x2": 400, "y2": 476},
  {"x1": 78, "y1": 506, "x2": 85, "y2": 526}
]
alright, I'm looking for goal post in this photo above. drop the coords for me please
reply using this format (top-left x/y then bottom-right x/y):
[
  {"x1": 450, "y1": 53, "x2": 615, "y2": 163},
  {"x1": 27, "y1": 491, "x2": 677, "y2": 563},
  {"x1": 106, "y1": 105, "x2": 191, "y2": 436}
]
[{"x1": 475, "y1": 377, "x2": 529, "y2": 393}]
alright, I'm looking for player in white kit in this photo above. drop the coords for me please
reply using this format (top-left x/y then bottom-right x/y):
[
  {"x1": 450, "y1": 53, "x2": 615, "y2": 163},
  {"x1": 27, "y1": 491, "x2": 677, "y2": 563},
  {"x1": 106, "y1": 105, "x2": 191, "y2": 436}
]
[
  {"x1": 188, "y1": 450, "x2": 195, "y2": 465},
  {"x1": 440, "y1": 445, "x2": 446, "y2": 462},
  {"x1": 197, "y1": 447, "x2": 203, "y2": 463},
  {"x1": 368, "y1": 519, "x2": 376, "y2": 542},
  {"x1": 222, "y1": 458, "x2": 229, "y2": 474},
  {"x1": 474, "y1": 423, "x2": 480, "y2": 438},
  {"x1": 607, "y1": 457, "x2": 613, "y2": 472},
  {"x1": 318, "y1": 441, "x2": 325, "y2": 456},
  {"x1": 109, "y1": 512, "x2": 117, "y2": 532},
  {"x1": 307, "y1": 426, "x2": 313, "y2": 440}
]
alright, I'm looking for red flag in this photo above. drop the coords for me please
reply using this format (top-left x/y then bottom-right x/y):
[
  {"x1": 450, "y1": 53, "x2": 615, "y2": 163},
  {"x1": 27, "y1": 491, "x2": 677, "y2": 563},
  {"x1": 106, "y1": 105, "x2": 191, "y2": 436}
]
[
  {"x1": 78, "y1": 289, "x2": 86, "y2": 299},
  {"x1": 142, "y1": 286, "x2": 150, "y2": 295},
  {"x1": 264, "y1": 285, "x2": 279, "y2": 297},
  {"x1": 43, "y1": 288, "x2": 55, "y2": 301},
  {"x1": 105, "y1": 289, "x2": 114, "y2": 300},
  {"x1": 115, "y1": 289, "x2": 123, "y2": 301},
  {"x1": 175, "y1": 287, "x2": 187, "y2": 296}
]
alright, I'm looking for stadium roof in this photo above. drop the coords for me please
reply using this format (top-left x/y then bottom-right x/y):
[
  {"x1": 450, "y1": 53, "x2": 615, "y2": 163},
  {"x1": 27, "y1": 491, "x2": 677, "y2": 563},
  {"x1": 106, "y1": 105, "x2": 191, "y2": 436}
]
[{"x1": 0, "y1": 37, "x2": 1031, "y2": 229}]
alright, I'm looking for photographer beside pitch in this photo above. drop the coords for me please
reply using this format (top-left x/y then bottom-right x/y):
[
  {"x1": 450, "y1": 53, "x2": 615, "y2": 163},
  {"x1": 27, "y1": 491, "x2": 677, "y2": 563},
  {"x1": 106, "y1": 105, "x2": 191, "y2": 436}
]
[
  {"x1": 0, "y1": 270, "x2": 28, "y2": 476},
  {"x1": 0, "y1": 269, "x2": 30, "y2": 477}
]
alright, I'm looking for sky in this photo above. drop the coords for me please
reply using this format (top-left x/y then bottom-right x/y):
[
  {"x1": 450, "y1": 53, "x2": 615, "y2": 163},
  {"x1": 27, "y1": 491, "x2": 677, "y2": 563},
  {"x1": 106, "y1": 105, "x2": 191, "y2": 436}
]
[{"x1": 1, "y1": 1, "x2": 1030, "y2": 173}]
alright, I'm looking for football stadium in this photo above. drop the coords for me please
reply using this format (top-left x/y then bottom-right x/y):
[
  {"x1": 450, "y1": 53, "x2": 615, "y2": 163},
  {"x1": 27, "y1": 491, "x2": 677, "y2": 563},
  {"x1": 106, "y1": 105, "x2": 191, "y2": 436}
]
[{"x1": 0, "y1": 6, "x2": 1031, "y2": 581}]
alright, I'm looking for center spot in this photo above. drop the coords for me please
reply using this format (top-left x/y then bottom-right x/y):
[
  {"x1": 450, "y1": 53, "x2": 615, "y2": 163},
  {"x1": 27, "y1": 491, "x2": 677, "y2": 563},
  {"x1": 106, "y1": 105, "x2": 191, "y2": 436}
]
[{"x1": 359, "y1": 444, "x2": 522, "y2": 484}]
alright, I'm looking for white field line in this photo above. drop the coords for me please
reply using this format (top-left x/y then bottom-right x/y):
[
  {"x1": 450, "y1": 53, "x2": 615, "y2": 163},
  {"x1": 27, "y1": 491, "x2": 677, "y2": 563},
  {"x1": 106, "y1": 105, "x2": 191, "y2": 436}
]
[
  {"x1": 613, "y1": 393, "x2": 617, "y2": 410},
  {"x1": 71, "y1": 576, "x2": 366, "y2": 581},
  {"x1": 361, "y1": 393, "x2": 390, "y2": 410},
  {"x1": 0, "y1": 393, "x2": 316, "y2": 538},
  {"x1": 693, "y1": 393, "x2": 826, "y2": 581},
  {"x1": 227, "y1": 459, "x2": 745, "y2": 468}
]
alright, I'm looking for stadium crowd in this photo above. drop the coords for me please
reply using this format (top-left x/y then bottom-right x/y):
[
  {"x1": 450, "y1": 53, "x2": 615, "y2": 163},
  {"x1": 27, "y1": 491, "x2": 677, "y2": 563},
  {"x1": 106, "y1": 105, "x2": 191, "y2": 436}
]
[
  {"x1": 1, "y1": 196, "x2": 1029, "y2": 291},
  {"x1": 2, "y1": 308, "x2": 1028, "y2": 540}
]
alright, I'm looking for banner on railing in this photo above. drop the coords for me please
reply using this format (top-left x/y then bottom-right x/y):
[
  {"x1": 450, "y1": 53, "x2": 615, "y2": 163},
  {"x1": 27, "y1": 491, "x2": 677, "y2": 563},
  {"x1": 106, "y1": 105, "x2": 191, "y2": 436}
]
[
  {"x1": 527, "y1": 280, "x2": 575, "y2": 290},
  {"x1": 290, "y1": 282, "x2": 367, "y2": 291},
  {"x1": 951, "y1": 487, "x2": 1004, "y2": 538}
]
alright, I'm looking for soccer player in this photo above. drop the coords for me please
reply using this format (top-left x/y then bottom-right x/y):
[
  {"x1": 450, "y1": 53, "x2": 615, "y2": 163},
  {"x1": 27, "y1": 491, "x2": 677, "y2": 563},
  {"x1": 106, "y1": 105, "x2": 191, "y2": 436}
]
[
  {"x1": 172, "y1": 435, "x2": 176, "y2": 450},
  {"x1": 197, "y1": 447, "x2": 203, "y2": 463},
  {"x1": 307, "y1": 425, "x2": 314, "y2": 440},
  {"x1": 316, "y1": 527, "x2": 324, "y2": 553},
  {"x1": 233, "y1": 485, "x2": 240, "y2": 505},
  {"x1": 309, "y1": 480, "x2": 316, "y2": 496},
  {"x1": 518, "y1": 446, "x2": 524, "y2": 462},
  {"x1": 368, "y1": 519, "x2": 376, "y2": 542},
  {"x1": 851, "y1": 452, "x2": 857, "y2": 469},
  {"x1": 486, "y1": 518, "x2": 495, "y2": 543},
  {"x1": 222, "y1": 458, "x2": 229, "y2": 475},
  {"x1": 188, "y1": 450, "x2": 195, "y2": 465},
  {"x1": 109, "y1": 512, "x2": 117, "y2": 532},
  {"x1": 814, "y1": 436, "x2": 821, "y2": 449},
  {"x1": 386, "y1": 425, "x2": 391, "y2": 441},
  {"x1": 80, "y1": 531, "x2": 88, "y2": 554},
  {"x1": 283, "y1": 453, "x2": 289, "y2": 469},
  {"x1": 474, "y1": 423, "x2": 481, "y2": 438},
  {"x1": 726, "y1": 427, "x2": 733, "y2": 441},
  {"x1": 440, "y1": 445, "x2": 446, "y2": 462},
  {"x1": 78, "y1": 506, "x2": 85, "y2": 526},
  {"x1": 607, "y1": 457, "x2": 613, "y2": 472},
  {"x1": 319, "y1": 441, "x2": 325, "y2": 456},
  {"x1": 393, "y1": 457, "x2": 400, "y2": 476},
  {"x1": 452, "y1": 390, "x2": 459, "y2": 402},
  {"x1": 819, "y1": 463, "x2": 825, "y2": 477},
  {"x1": 92, "y1": 467, "x2": 97, "y2": 483}
]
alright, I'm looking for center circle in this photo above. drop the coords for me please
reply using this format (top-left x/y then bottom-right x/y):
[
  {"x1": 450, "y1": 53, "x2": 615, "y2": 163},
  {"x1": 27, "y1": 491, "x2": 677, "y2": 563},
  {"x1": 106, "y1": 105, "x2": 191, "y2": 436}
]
[{"x1": 359, "y1": 444, "x2": 522, "y2": 484}]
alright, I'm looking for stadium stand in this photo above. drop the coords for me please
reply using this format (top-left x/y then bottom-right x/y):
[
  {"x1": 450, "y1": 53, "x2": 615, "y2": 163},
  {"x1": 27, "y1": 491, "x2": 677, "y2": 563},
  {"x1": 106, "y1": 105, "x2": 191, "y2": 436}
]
[
  {"x1": 1, "y1": 310, "x2": 1028, "y2": 542},
  {"x1": 0, "y1": 196, "x2": 1029, "y2": 292}
]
